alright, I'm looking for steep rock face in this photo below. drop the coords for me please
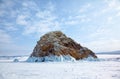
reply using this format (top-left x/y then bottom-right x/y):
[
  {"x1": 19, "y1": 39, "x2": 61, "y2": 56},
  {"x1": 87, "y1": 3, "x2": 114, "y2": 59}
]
[{"x1": 28, "y1": 31, "x2": 97, "y2": 62}]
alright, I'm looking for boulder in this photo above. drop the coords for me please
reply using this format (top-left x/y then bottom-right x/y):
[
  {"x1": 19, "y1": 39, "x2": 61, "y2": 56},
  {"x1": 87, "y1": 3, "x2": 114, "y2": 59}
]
[{"x1": 27, "y1": 31, "x2": 97, "y2": 62}]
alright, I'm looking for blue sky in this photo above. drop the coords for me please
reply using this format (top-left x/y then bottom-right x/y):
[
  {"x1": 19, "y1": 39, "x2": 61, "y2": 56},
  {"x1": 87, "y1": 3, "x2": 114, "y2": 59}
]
[{"x1": 0, "y1": 0, "x2": 120, "y2": 56}]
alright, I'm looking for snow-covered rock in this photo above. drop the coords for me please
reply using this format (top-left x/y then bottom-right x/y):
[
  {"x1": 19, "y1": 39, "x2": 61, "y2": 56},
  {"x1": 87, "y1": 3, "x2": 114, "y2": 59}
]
[{"x1": 27, "y1": 31, "x2": 97, "y2": 62}]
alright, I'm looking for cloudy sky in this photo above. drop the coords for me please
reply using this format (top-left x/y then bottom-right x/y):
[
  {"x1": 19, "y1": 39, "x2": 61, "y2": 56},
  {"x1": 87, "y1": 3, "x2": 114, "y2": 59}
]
[{"x1": 0, "y1": 0, "x2": 120, "y2": 56}]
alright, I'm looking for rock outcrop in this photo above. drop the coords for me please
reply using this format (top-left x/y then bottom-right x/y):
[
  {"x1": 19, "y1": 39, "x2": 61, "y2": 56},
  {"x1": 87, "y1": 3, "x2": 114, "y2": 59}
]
[{"x1": 27, "y1": 31, "x2": 97, "y2": 62}]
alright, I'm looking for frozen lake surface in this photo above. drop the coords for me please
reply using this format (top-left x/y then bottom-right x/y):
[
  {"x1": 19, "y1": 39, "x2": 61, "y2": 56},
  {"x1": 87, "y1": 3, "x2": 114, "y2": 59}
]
[{"x1": 0, "y1": 54, "x2": 120, "y2": 79}]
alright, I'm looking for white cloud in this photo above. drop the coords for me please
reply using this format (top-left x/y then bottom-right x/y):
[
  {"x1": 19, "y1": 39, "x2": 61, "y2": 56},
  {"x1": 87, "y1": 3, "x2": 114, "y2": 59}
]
[
  {"x1": 5, "y1": 26, "x2": 18, "y2": 31},
  {"x1": 0, "y1": 10, "x2": 6, "y2": 16},
  {"x1": 107, "y1": 16, "x2": 114, "y2": 23},
  {"x1": 46, "y1": 2, "x2": 55, "y2": 12},
  {"x1": 106, "y1": 0, "x2": 120, "y2": 9},
  {"x1": 106, "y1": 0, "x2": 120, "y2": 16},
  {"x1": 16, "y1": 15, "x2": 28, "y2": 25},
  {"x1": 88, "y1": 25, "x2": 113, "y2": 40},
  {"x1": 0, "y1": 22, "x2": 18, "y2": 31},
  {"x1": 0, "y1": 29, "x2": 12, "y2": 44},
  {"x1": 22, "y1": 0, "x2": 39, "y2": 11},
  {"x1": 17, "y1": 1, "x2": 61, "y2": 36},
  {"x1": 93, "y1": 0, "x2": 120, "y2": 20},
  {"x1": 63, "y1": 14, "x2": 91, "y2": 26},
  {"x1": 83, "y1": 39, "x2": 120, "y2": 52},
  {"x1": 116, "y1": 12, "x2": 120, "y2": 16},
  {"x1": 0, "y1": 0, "x2": 15, "y2": 17},
  {"x1": 0, "y1": 29, "x2": 31, "y2": 55},
  {"x1": 64, "y1": 20, "x2": 79, "y2": 25},
  {"x1": 36, "y1": 10, "x2": 57, "y2": 21},
  {"x1": 23, "y1": 19, "x2": 60, "y2": 36},
  {"x1": 1, "y1": 0, "x2": 61, "y2": 36},
  {"x1": 61, "y1": 3, "x2": 92, "y2": 26},
  {"x1": 79, "y1": 3, "x2": 91, "y2": 13}
]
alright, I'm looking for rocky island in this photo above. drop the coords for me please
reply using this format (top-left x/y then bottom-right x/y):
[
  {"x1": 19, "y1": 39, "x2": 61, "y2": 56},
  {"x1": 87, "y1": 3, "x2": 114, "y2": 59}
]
[{"x1": 27, "y1": 31, "x2": 97, "y2": 62}]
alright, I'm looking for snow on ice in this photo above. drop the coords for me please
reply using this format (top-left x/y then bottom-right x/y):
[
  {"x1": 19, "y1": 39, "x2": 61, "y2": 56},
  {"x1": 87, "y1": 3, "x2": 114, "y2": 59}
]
[{"x1": 0, "y1": 54, "x2": 120, "y2": 79}]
